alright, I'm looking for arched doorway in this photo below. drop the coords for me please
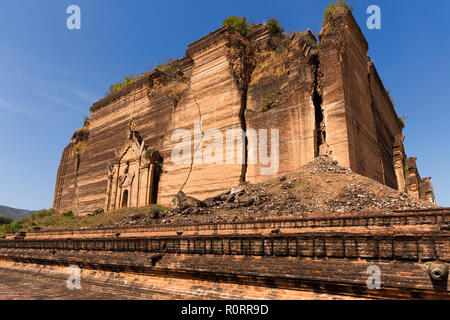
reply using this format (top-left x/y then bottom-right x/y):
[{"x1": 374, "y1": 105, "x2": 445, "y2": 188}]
[{"x1": 121, "y1": 189, "x2": 129, "y2": 208}]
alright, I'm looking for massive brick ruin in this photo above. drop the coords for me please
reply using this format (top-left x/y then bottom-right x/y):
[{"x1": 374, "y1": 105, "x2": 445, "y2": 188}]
[
  {"x1": 1, "y1": 7, "x2": 447, "y2": 301},
  {"x1": 53, "y1": 7, "x2": 434, "y2": 216}
]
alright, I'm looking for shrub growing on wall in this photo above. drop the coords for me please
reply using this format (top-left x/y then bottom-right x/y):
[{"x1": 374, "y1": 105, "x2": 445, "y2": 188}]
[
  {"x1": 109, "y1": 73, "x2": 142, "y2": 93},
  {"x1": 223, "y1": 16, "x2": 249, "y2": 37},
  {"x1": 260, "y1": 97, "x2": 276, "y2": 112},
  {"x1": 267, "y1": 18, "x2": 284, "y2": 35},
  {"x1": 156, "y1": 58, "x2": 177, "y2": 74},
  {"x1": 323, "y1": 0, "x2": 353, "y2": 25}
]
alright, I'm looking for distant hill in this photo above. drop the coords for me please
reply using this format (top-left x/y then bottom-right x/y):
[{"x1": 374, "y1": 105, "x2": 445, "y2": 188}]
[{"x1": 0, "y1": 206, "x2": 37, "y2": 221}]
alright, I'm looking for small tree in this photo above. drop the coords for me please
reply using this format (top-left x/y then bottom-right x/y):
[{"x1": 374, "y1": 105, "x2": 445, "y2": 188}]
[
  {"x1": 267, "y1": 18, "x2": 284, "y2": 35},
  {"x1": 223, "y1": 16, "x2": 249, "y2": 37},
  {"x1": 62, "y1": 210, "x2": 74, "y2": 218},
  {"x1": 260, "y1": 97, "x2": 275, "y2": 111},
  {"x1": 323, "y1": 0, "x2": 353, "y2": 25},
  {"x1": 109, "y1": 74, "x2": 142, "y2": 93},
  {"x1": 156, "y1": 58, "x2": 177, "y2": 73},
  {"x1": 0, "y1": 216, "x2": 12, "y2": 226}
]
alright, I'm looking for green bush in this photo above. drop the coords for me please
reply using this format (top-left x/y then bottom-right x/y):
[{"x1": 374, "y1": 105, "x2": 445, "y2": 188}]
[
  {"x1": 44, "y1": 219, "x2": 59, "y2": 226},
  {"x1": 154, "y1": 204, "x2": 169, "y2": 212},
  {"x1": 109, "y1": 73, "x2": 142, "y2": 93},
  {"x1": 0, "y1": 216, "x2": 12, "y2": 226},
  {"x1": 267, "y1": 18, "x2": 284, "y2": 35},
  {"x1": 62, "y1": 210, "x2": 74, "y2": 218},
  {"x1": 323, "y1": 0, "x2": 353, "y2": 25},
  {"x1": 156, "y1": 58, "x2": 177, "y2": 74},
  {"x1": 261, "y1": 97, "x2": 275, "y2": 111},
  {"x1": 32, "y1": 209, "x2": 56, "y2": 219},
  {"x1": 0, "y1": 220, "x2": 23, "y2": 234},
  {"x1": 223, "y1": 16, "x2": 249, "y2": 37}
]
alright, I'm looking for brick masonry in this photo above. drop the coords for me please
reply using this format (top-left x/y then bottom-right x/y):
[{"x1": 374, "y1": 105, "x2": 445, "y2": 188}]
[
  {"x1": 1, "y1": 209, "x2": 449, "y2": 299},
  {"x1": 52, "y1": 7, "x2": 434, "y2": 216}
]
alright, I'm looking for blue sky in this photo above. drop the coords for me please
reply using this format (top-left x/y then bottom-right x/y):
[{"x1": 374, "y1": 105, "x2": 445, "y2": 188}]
[{"x1": 0, "y1": 0, "x2": 448, "y2": 210}]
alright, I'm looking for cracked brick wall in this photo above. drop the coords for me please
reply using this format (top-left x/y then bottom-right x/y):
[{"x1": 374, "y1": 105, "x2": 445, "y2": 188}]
[{"x1": 53, "y1": 8, "x2": 433, "y2": 216}]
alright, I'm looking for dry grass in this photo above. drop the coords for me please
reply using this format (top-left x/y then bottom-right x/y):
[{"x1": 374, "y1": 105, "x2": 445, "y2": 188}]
[
  {"x1": 74, "y1": 141, "x2": 86, "y2": 155},
  {"x1": 250, "y1": 50, "x2": 288, "y2": 86},
  {"x1": 152, "y1": 77, "x2": 188, "y2": 105},
  {"x1": 225, "y1": 29, "x2": 257, "y2": 92}
]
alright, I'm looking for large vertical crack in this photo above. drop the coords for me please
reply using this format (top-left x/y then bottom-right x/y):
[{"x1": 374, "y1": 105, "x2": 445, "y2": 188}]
[
  {"x1": 146, "y1": 66, "x2": 193, "y2": 195},
  {"x1": 310, "y1": 54, "x2": 327, "y2": 157},
  {"x1": 238, "y1": 90, "x2": 249, "y2": 183},
  {"x1": 225, "y1": 29, "x2": 257, "y2": 184}
]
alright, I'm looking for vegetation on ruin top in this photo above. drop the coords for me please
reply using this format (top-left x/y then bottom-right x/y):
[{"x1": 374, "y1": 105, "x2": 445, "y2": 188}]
[
  {"x1": 153, "y1": 58, "x2": 188, "y2": 106},
  {"x1": 322, "y1": 0, "x2": 353, "y2": 25},
  {"x1": 266, "y1": 18, "x2": 284, "y2": 35},
  {"x1": 107, "y1": 57, "x2": 188, "y2": 107},
  {"x1": 156, "y1": 58, "x2": 177, "y2": 74},
  {"x1": 250, "y1": 45, "x2": 288, "y2": 87},
  {"x1": 223, "y1": 16, "x2": 250, "y2": 37},
  {"x1": 386, "y1": 89, "x2": 408, "y2": 127},
  {"x1": 222, "y1": 16, "x2": 284, "y2": 38},
  {"x1": 108, "y1": 59, "x2": 176, "y2": 94},
  {"x1": 398, "y1": 116, "x2": 408, "y2": 127},
  {"x1": 108, "y1": 16, "x2": 285, "y2": 97},
  {"x1": 109, "y1": 73, "x2": 143, "y2": 93}
]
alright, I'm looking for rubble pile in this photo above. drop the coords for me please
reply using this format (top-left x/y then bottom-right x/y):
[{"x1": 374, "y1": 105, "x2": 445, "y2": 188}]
[
  {"x1": 324, "y1": 184, "x2": 434, "y2": 213},
  {"x1": 166, "y1": 185, "x2": 273, "y2": 217},
  {"x1": 116, "y1": 156, "x2": 437, "y2": 226},
  {"x1": 302, "y1": 156, "x2": 352, "y2": 174}
]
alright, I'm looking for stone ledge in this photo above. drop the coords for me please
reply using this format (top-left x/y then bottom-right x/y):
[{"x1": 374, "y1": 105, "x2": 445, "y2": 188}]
[
  {"x1": 0, "y1": 243, "x2": 448, "y2": 299},
  {"x1": 19, "y1": 209, "x2": 450, "y2": 240},
  {"x1": 2, "y1": 232, "x2": 449, "y2": 262}
]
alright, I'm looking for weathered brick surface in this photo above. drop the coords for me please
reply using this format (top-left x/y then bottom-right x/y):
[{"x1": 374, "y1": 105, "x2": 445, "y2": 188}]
[
  {"x1": 319, "y1": 8, "x2": 399, "y2": 187},
  {"x1": 0, "y1": 260, "x2": 358, "y2": 300},
  {"x1": 53, "y1": 8, "x2": 434, "y2": 215},
  {"x1": 20, "y1": 208, "x2": 450, "y2": 240},
  {"x1": 1, "y1": 210, "x2": 449, "y2": 300}
]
